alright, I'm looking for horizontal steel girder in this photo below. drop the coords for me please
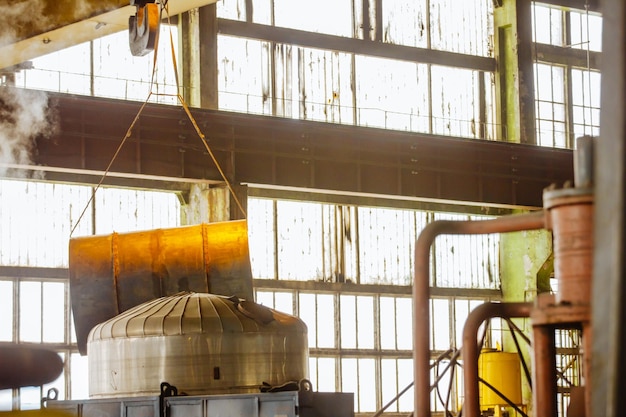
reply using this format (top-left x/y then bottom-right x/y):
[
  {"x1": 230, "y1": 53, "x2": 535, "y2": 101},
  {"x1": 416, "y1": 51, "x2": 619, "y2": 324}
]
[{"x1": 32, "y1": 92, "x2": 573, "y2": 209}]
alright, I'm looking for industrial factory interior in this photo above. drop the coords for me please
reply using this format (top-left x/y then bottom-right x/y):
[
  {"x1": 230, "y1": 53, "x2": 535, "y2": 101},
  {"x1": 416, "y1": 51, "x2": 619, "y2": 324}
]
[{"x1": 1, "y1": 0, "x2": 625, "y2": 416}]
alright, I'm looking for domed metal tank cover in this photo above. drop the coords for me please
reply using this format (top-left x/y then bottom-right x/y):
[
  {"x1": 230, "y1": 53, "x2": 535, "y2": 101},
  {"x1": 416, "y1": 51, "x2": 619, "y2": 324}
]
[{"x1": 87, "y1": 292, "x2": 309, "y2": 398}]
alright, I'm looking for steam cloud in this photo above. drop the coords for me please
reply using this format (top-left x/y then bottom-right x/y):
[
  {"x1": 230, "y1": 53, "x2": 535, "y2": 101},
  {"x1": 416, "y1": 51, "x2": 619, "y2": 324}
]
[
  {"x1": 0, "y1": 1, "x2": 48, "y2": 48},
  {"x1": 0, "y1": 87, "x2": 55, "y2": 178},
  {"x1": 0, "y1": 0, "x2": 110, "y2": 48},
  {"x1": 0, "y1": 0, "x2": 113, "y2": 179}
]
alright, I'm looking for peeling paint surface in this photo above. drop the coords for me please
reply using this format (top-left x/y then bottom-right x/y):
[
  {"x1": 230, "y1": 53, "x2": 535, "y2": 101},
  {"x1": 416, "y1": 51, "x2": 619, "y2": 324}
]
[
  {"x1": 248, "y1": 198, "x2": 499, "y2": 289},
  {"x1": 299, "y1": 48, "x2": 354, "y2": 123},
  {"x1": 218, "y1": 34, "x2": 497, "y2": 137},
  {"x1": 217, "y1": 0, "x2": 497, "y2": 138},
  {"x1": 217, "y1": 0, "x2": 246, "y2": 21},
  {"x1": 383, "y1": 0, "x2": 493, "y2": 57},
  {"x1": 355, "y1": 57, "x2": 430, "y2": 131},
  {"x1": 428, "y1": 0, "x2": 493, "y2": 56},
  {"x1": 523, "y1": 253, "x2": 533, "y2": 277}
]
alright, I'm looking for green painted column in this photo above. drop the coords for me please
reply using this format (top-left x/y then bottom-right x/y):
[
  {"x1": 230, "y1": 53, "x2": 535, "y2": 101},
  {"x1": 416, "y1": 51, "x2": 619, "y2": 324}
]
[
  {"x1": 501, "y1": 229, "x2": 552, "y2": 303},
  {"x1": 493, "y1": 0, "x2": 536, "y2": 145},
  {"x1": 494, "y1": 0, "x2": 544, "y2": 407},
  {"x1": 500, "y1": 226, "x2": 552, "y2": 416}
]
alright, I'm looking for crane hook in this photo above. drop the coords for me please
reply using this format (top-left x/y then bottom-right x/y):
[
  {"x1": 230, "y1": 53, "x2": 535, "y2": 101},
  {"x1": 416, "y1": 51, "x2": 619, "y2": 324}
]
[{"x1": 129, "y1": 0, "x2": 160, "y2": 56}]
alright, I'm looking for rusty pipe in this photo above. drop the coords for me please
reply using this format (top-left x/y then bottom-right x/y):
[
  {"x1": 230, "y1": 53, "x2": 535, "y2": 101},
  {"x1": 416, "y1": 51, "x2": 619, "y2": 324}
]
[
  {"x1": 462, "y1": 302, "x2": 532, "y2": 417},
  {"x1": 413, "y1": 210, "x2": 545, "y2": 417},
  {"x1": 532, "y1": 325, "x2": 558, "y2": 417}
]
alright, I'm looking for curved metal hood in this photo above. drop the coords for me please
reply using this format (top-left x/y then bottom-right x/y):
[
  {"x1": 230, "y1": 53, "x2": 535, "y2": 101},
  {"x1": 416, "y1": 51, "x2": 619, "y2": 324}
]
[{"x1": 69, "y1": 219, "x2": 254, "y2": 354}]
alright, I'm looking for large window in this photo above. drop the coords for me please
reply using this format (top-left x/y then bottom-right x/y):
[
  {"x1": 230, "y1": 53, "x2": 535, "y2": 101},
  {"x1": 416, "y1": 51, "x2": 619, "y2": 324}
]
[
  {"x1": 9, "y1": 1, "x2": 498, "y2": 141},
  {"x1": 532, "y1": 3, "x2": 602, "y2": 148},
  {"x1": 218, "y1": 0, "x2": 493, "y2": 56},
  {"x1": 248, "y1": 198, "x2": 499, "y2": 289},
  {"x1": 0, "y1": 179, "x2": 503, "y2": 414},
  {"x1": 0, "y1": 179, "x2": 181, "y2": 409},
  {"x1": 217, "y1": 0, "x2": 498, "y2": 139},
  {"x1": 13, "y1": 25, "x2": 180, "y2": 105},
  {"x1": 248, "y1": 196, "x2": 502, "y2": 414},
  {"x1": 255, "y1": 289, "x2": 499, "y2": 414}
]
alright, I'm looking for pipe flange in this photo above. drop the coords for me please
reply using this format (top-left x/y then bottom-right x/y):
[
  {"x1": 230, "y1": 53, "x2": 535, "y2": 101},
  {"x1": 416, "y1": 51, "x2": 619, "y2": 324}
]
[{"x1": 543, "y1": 186, "x2": 593, "y2": 210}]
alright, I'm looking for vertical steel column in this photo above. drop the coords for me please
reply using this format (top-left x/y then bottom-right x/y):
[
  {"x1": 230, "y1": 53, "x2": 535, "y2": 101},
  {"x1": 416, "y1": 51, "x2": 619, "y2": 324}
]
[
  {"x1": 199, "y1": 4, "x2": 218, "y2": 109},
  {"x1": 583, "y1": 321, "x2": 593, "y2": 417},
  {"x1": 592, "y1": 0, "x2": 626, "y2": 416},
  {"x1": 493, "y1": 0, "x2": 536, "y2": 144},
  {"x1": 532, "y1": 325, "x2": 558, "y2": 417},
  {"x1": 178, "y1": 4, "x2": 218, "y2": 109}
]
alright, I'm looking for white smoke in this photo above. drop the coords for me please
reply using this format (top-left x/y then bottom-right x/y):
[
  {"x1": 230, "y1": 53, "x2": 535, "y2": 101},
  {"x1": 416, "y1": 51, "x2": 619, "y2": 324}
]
[
  {"x1": 0, "y1": 0, "x2": 115, "y2": 48},
  {"x1": 0, "y1": 1, "x2": 48, "y2": 48},
  {"x1": 0, "y1": 87, "x2": 55, "y2": 178}
]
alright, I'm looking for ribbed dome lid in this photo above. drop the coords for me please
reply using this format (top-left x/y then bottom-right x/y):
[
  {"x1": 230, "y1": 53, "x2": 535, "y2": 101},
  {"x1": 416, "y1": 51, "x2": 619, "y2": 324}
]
[{"x1": 88, "y1": 292, "x2": 305, "y2": 341}]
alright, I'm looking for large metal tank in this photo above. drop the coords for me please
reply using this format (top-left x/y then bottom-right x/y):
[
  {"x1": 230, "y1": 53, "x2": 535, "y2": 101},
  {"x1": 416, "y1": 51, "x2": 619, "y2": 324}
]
[{"x1": 87, "y1": 292, "x2": 309, "y2": 398}]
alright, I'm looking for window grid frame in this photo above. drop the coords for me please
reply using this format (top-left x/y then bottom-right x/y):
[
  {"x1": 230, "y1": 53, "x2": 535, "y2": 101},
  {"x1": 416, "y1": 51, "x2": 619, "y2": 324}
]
[
  {"x1": 532, "y1": 2, "x2": 602, "y2": 149},
  {"x1": 0, "y1": 273, "x2": 76, "y2": 409},
  {"x1": 255, "y1": 285, "x2": 500, "y2": 415}
]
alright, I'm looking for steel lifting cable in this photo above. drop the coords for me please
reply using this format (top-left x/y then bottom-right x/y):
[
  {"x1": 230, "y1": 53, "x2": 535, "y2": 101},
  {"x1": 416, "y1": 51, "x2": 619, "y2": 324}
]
[
  {"x1": 69, "y1": 47, "x2": 158, "y2": 237},
  {"x1": 161, "y1": 2, "x2": 247, "y2": 218},
  {"x1": 70, "y1": 1, "x2": 246, "y2": 237},
  {"x1": 159, "y1": 2, "x2": 246, "y2": 217}
]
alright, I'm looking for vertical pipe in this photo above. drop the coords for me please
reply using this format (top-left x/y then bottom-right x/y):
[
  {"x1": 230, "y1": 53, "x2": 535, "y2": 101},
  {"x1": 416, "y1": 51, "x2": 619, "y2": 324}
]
[
  {"x1": 583, "y1": 321, "x2": 592, "y2": 417},
  {"x1": 478, "y1": 71, "x2": 486, "y2": 139},
  {"x1": 462, "y1": 302, "x2": 532, "y2": 417},
  {"x1": 592, "y1": 2, "x2": 626, "y2": 415},
  {"x1": 532, "y1": 325, "x2": 558, "y2": 417},
  {"x1": 413, "y1": 211, "x2": 545, "y2": 417},
  {"x1": 574, "y1": 135, "x2": 595, "y2": 188}
]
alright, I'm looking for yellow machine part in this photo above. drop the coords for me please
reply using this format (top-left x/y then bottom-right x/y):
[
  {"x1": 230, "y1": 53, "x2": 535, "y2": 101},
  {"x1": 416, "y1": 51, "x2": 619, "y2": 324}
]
[{"x1": 478, "y1": 350, "x2": 522, "y2": 408}]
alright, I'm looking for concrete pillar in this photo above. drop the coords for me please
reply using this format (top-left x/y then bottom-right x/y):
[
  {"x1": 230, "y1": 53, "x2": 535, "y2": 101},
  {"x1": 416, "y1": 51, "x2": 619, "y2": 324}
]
[
  {"x1": 501, "y1": 229, "x2": 553, "y2": 303},
  {"x1": 178, "y1": 4, "x2": 218, "y2": 109},
  {"x1": 182, "y1": 183, "x2": 248, "y2": 225}
]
